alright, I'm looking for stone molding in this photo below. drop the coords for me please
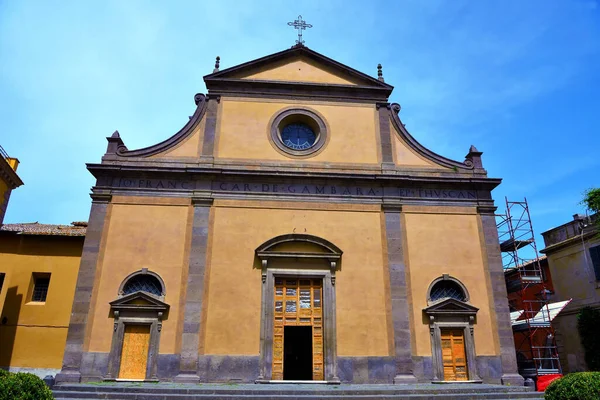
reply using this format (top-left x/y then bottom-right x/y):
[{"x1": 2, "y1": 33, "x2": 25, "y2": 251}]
[
  {"x1": 101, "y1": 94, "x2": 208, "y2": 160},
  {"x1": 55, "y1": 200, "x2": 110, "y2": 384},
  {"x1": 382, "y1": 209, "x2": 417, "y2": 384},
  {"x1": 173, "y1": 201, "x2": 212, "y2": 383},
  {"x1": 105, "y1": 291, "x2": 169, "y2": 380},
  {"x1": 423, "y1": 298, "x2": 481, "y2": 382}
]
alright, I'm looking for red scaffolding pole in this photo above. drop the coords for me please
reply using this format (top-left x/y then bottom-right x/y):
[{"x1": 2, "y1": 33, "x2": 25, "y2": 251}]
[{"x1": 497, "y1": 197, "x2": 561, "y2": 379}]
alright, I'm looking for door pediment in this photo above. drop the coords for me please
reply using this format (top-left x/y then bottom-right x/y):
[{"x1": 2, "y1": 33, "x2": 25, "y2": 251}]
[
  {"x1": 424, "y1": 298, "x2": 479, "y2": 317},
  {"x1": 110, "y1": 291, "x2": 170, "y2": 313}
]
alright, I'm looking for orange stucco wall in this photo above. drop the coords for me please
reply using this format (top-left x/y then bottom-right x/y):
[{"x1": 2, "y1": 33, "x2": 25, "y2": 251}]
[
  {"x1": 0, "y1": 235, "x2": 82, "y2": 369},
  {"x1": 86, "y1": 198, "x2": 191, "y2": 354},
  {"x1": 403, "y1": 207, "x2": 499, "y2": 357},
  {"x1": 203, "y1": 200, "x2": 391, "y2": 357},
  {"x1": 216, "y1": 98, "x2": 380, "y2": 165}
]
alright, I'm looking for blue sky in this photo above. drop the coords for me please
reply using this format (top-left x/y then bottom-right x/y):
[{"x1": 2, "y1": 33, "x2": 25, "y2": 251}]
[{"x1": 1, "y1": 1, "x2": 599, "y2": 247}]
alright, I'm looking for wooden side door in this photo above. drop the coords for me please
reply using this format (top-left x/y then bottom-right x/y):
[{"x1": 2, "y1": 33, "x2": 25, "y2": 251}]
[
  {"x1": 118, "y1": 324, "x2": 151, "y2": 380},
  {"x1": 272, "y1": 278, "x2": 323, "y2": 380},
  {"x1": 441, "y1": 328, "x2": 468, "y2": 381}
]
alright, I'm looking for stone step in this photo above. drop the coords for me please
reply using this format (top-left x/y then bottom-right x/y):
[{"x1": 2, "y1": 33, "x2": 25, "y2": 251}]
[
  {"x1": 52, "y1": 383, "x2": 544, "y2": 400},
  {"x1": 54, "y1": 396, "x2": 543, "y2": 400}
]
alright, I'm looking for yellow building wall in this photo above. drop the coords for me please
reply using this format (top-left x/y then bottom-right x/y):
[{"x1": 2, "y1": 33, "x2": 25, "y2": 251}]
[
  {"x1": 149, "y1": 118, "x2": 206, "y2": 159},
  {"x1": 203, "y1": 200, "x2": 390, "y2": 357},
  {"x1": 403, "y1": 207, "x2": 499, "y2": 357},
  {"x1": 0, "y1": 236, "x2": 82, "y2": 369},
  {"x1": 391, "y1": 121, "x2": 442, "y2": 168},
  {"x1": 0, "y1": 179, "x2": 9, "y2": 209},
  {"x1": 86, "y1": 198, "x2": 191, "y2": 354},
  {"x1": 233, "y1": 56, "x2": 361, "y2": 85},
  {"x1": 216, "y1": 98, "x2": 380, "y2": 165}
]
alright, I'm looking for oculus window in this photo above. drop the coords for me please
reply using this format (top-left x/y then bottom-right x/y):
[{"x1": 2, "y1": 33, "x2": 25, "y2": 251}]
[
  {"x1": 270, "y1": 108, "x2": 328, "y2": 157},
  {"x1": 281, "y1": 123, "x2": 317, "y2": 150}
]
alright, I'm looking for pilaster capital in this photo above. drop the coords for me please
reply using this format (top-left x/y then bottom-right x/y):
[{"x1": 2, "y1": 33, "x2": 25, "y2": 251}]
[
  {"x1": 90, "y1": 193, "x2": 112, "y2": 203},
  {"x1": 191, "y1": 196, "x2": 214, "y2": 207},
  {"x1": 476, "y1": 205, "x2": 497, "y2": 215},
  {"x1": 381, "y1": 199, "x2": 403, "y2": 213}
]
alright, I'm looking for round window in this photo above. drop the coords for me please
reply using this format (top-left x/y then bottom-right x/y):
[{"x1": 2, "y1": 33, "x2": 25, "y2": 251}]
[
  {"x1": 281, "y1": 123, "x2": 317, "y2": 150},
  {"x1": 270, "y1": 108, "x2": 328, "y2": 157}
]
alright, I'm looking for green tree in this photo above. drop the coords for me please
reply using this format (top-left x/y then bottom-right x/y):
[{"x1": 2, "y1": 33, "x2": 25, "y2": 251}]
[
  {"x1": 582, "y1": 188, "x2": 600, "y2": 233},
  {"x1": 583, "y1": 188, "x2": 600, "y2": 214}
]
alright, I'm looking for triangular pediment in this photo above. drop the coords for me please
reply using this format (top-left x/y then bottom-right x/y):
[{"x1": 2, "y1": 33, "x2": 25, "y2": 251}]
[
  {"x1": 231, "y1": 56, "x2": 364, "y2": 86},
  {"x1": 110, "y1": 291, "x2": 169, "y2": 311},
  {"x1": 424, "y1": 298, "x2": 479, "y2": 315},
  {"x1": 204, "y1": 46, "x2": 393, "y2": 102}
]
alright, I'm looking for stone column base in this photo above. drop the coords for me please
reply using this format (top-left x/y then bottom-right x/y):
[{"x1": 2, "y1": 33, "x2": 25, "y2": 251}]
[
  {"x1": 173, "y1": 373, "x2": 201, "y2": 383},
  {"x1": 394, "y1": 373, "x2": 418, "y2": 384},
  {"x1": 55, "y1": 370, "x2": 82, "y2": 384},
  {"x1": 501, "y1": 373, "x2": 525, "y2": 386}
]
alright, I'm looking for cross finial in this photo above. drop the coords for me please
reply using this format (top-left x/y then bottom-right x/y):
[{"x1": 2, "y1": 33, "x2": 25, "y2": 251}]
[{"x1": 287, "y1": 15, "x2": 312, "y2": 46}]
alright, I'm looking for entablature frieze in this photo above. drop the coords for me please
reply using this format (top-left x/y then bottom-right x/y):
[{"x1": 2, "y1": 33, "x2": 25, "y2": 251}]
[{"x1": 88, "y1": 167, "x2": 500, "y2": 211}]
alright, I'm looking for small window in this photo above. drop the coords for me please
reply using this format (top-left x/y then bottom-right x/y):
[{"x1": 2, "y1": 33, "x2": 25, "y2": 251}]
[
  {"x1": 123, "y1": 275, "x2": 162, "y2": 297},
  {"x1": 590, "y1": 245, "x2": 600, "y2": 281},
  {"x1": 430, "y1": 280, "x2": 466, "y2": 303},
  {"x1": 0, "y1": 273, "x2": 5, "y2": 294},
  {"x1": 31, "y1": 273, "x2": 51, "y2": 302}
]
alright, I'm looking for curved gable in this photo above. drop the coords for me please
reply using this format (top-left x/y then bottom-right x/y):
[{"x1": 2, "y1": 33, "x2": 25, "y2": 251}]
[{"x1": 389, "y1": 104, "x2": 477, "y2": 171}]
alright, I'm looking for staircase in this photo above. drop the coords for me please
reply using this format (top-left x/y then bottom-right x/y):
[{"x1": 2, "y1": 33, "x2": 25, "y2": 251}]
[{"x1": 53, "y1": 382, "x2": 545, "y2": 400}]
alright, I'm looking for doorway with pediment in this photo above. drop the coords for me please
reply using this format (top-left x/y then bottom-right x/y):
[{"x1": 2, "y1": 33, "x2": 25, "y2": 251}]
[{"x1": 255, "y1": 234, "x2": 341, "y2": 383}]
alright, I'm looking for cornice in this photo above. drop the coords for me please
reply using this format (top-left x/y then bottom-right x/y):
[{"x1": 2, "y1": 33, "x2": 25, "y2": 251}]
[
  {"x1": 102, "y1": 94, "x2": 209, "y2": 160},
  {"x1": 86, "y1": 162, "x2": 501, "y2": 190},
  {"x1": 388, "y1": 103, "x2": 482, "y2": 172},
  {"x1": 0, "y1": 157, "x2": 23, "y2": 189}
]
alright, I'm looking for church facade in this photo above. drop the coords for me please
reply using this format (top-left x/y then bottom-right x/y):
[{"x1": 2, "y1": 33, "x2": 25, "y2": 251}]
[{"x1": 51, "y1": 45, "x2": 522, "y2": 385}]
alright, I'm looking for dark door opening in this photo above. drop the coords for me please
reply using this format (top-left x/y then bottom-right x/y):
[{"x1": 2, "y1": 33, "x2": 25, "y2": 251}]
[{"x1": 283, "y1": 326, "x2": 313, "y2": 380}]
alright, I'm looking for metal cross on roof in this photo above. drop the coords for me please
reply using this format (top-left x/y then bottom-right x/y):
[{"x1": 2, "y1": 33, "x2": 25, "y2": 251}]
[{"x1": 287, "y1": 15, "x2": 312, "y2": 46}]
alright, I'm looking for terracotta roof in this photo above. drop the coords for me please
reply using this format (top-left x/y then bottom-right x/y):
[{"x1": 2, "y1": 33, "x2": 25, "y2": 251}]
[{"x1": 0, "y1": 221, "x2": 87, "y2": 236}]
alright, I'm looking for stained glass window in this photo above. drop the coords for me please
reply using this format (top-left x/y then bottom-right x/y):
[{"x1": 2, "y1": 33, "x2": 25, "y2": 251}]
[
  {"x1": 123, "y1": 275, "x2": 162, "y2": 296},
  {"x1": 430, "y1": 280, "x2": 466, "y2": 302}
]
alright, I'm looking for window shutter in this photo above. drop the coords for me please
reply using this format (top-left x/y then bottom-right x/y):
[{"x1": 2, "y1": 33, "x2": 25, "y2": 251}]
[{"x1": 590, "y1": 245, "x2": 600, "y2": 281}]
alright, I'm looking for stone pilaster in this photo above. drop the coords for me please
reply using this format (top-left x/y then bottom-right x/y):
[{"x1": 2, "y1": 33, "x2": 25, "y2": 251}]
[
  {"x1": 55, "y1": 194, "x2": 111, "y2": 383},
  {"x1": 377, "y1": 103, "x2": 395, "y2": 171},
  {"x1": 173, "y1": 197, "x2": 213, "y2": 382},
  {"x1": 382, "y1": 202, "x2": 417, "y2": 383},
  {"x1": 200, "y1": 96, "x2": 220, "y2": 161},
  {"x1": 478, "y1": 208, "x2": 524, "y2": 386}
]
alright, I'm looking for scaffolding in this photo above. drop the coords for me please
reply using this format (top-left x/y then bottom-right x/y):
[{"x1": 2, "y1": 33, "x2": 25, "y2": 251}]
[{"x1": 497, "y1": 198, "x2": 561, "y2": 379}]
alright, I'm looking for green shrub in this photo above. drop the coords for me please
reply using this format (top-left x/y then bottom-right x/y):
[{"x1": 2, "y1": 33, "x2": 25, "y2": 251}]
[
  {"x1": 545, "y1": 372, "x2": 600, "y2": 400},
  {"x1": 0, "y1": 371, "x2": 54, "y2": 400}
]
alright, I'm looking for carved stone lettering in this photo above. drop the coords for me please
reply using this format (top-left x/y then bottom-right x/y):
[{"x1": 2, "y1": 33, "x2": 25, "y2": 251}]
[{"x1": 118, "y1": 178, "x2": 194, "y2": 190}]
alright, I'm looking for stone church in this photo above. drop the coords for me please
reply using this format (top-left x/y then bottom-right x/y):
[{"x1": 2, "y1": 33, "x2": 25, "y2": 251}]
[{"x1": 7, "y1": 44, "x2": 522, "y2": 385}]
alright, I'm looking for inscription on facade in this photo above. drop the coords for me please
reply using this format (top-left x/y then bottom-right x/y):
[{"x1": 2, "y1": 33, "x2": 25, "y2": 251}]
[
  {"x1": 117, "y1": 178, "x2": 194, "y2": 190},
  {"x1": 215, "y1": 182, "x2": 477, "y2": 200},
  {"x1": 113, "y1": 178, "x2": 477, "y2": 200}
]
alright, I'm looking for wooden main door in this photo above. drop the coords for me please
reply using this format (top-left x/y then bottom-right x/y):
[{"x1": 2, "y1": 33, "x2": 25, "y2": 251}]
[
  {"x1": 272, "y1": 278, "x2": 323, "y2": 380},
  {"x1": 118, "y1": 324, "x2": 151, "y2": 380},
  {"x1": 441, "y1": 328, "x2": 468, "y2": 381}
]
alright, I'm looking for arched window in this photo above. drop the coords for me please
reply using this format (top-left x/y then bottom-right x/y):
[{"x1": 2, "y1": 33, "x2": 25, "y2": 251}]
[
  {"x1": 119, "y1": 270, "x2": 165, "y2": 297},
  {"x1": 427, "y1": 275, "x2": 469, "y2": 304}
]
